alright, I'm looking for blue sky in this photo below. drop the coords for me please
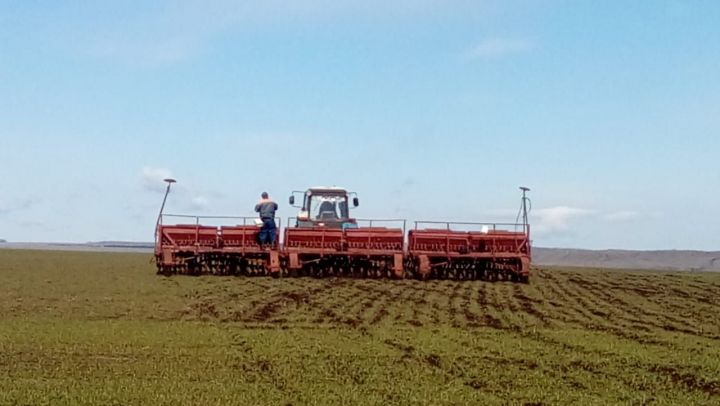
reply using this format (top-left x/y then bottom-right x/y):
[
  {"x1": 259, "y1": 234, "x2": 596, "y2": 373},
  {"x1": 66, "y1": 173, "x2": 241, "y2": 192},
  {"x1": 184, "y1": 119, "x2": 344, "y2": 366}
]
[{"x1": 1, "y1": 1, "x2": 719, "y2": 249}]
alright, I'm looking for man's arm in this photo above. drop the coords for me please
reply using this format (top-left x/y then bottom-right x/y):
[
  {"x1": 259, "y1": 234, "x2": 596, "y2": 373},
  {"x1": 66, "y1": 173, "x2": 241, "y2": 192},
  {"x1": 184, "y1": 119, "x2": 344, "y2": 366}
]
[
  {"x1": 273, "y1": 202, "x2": 278, "y2": 211},
  {"x1": 255, "y1": 203, "x2": 261, "y2": 212}
]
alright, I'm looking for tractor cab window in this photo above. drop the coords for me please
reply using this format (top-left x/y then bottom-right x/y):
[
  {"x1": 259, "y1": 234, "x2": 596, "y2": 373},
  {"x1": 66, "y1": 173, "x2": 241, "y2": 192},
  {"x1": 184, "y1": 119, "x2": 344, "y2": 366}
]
[{"x1": 308, "y1": 195, "x2": 349, "y2": 221}]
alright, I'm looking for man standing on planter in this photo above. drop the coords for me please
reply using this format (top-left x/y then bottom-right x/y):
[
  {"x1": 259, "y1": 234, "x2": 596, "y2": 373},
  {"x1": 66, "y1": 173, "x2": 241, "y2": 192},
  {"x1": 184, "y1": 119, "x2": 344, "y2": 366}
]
[{"x1": 254, "y1": 192, "x2": 278, "y2": 247}]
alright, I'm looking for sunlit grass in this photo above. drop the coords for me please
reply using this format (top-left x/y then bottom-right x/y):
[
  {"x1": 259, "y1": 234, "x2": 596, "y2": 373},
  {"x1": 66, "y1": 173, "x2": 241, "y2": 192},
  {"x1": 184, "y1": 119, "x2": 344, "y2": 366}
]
[{"x1": 1, "y1": 249, "x2": 719, "y2": 405}]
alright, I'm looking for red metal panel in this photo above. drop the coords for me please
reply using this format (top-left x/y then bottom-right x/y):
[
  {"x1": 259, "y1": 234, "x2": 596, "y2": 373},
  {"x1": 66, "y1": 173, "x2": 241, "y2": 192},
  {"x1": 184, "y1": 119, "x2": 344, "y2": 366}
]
[
  {"x1": 158, "y1": 224, "x2": 218, "y2": 249},
  {"x1": 410, "y1": 229, "x2": 530, "y2": 256},
  {"x1": 195, "y1": 226, "x2": 218, "y2": 247},
  {"x1": 393, "y1": 253, "x2": 404, "y2": 278},
  {"x1": 161, "y1": 225, "x2": 203, "y2": 248},
  {"x1": 284, "y1": 227, "x2": 344, "y2": 251},
  {"x1": 219, "y1": 226, "x2": 260, "y2": 248},
  {"x1": 468, "y1": 231, "x2": 529, "y2": 254},
  {"x1": 269, "y1": 251, "x2": 280, "y2": 273},
  {"x1": 345, "y1": 227, "x2": 404, "y2": 251},
  {"x1": 408, "y1": 229, "x2": 470, "y2": 253}
]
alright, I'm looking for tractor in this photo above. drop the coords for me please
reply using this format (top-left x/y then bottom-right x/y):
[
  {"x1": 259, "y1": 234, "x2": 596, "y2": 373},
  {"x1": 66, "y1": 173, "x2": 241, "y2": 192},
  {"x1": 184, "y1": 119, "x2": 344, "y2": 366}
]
[{"x1": 288, "y1": 187, "x2": 360, "y2": 228}]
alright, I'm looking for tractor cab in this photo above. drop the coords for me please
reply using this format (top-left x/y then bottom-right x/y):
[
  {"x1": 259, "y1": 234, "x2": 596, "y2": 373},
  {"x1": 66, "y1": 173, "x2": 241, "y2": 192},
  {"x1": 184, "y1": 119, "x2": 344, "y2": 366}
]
[{"x1": 289, "y1": 187, "x2": 359, "y2": 228}]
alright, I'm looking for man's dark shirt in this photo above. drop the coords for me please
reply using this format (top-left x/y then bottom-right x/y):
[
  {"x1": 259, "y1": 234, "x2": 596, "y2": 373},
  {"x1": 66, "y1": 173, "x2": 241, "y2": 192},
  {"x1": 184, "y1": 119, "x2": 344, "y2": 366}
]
[{"x1": 255, "y1": 199, "x2": 278, "y2": 220}]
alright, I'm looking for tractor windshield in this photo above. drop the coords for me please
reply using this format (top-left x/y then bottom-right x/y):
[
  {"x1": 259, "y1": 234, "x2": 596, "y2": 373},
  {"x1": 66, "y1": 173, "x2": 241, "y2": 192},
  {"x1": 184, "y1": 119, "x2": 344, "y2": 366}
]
[{"x1": 307, "y1": 195, "x2": 349, "y2": 221}]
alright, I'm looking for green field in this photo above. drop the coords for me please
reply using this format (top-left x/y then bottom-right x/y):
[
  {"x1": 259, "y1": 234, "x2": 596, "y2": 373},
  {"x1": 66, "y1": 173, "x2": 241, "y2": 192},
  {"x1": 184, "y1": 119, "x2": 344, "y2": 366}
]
[{"x1": 1, "y1": 249, "x2": 719, "y2": 405}]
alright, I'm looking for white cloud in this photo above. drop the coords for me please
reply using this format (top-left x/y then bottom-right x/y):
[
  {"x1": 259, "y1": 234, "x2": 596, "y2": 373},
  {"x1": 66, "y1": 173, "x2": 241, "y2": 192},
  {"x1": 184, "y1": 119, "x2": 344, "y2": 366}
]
[
  {"x1": 91, "y1": 35, "x2": 202, "y2": 66},
  {"x1": 141, "y1": 166, "x2": 174, "y2": 193},
  {"x1": 533, "y1": 206, "x2": 595, "y2": 235},
  {"x1": 140, "y1": 166, "x2": 216, "y2": 213},
  {"x1": 0, "y1": 198, "x2": 40, "y2": 215},
  {"x1": 18, "y1": 219, "x2": 49, "y2": 229},
  {"x1": 604, "y1": 211, "x2": 639, "y2": 222},
  {"x1": 76, "y1": 0, "x2": 457, "y2": 67},
  {"x1": 487, "y1": 205, "x2": 655, "y2": 235},
  {"x1": 0, "y1": 200, "x2": 9, "y2": 214},
  {"x1": 188, "y1": 196, "x2": 211, "y2": 211},
  {"x1": 604, "y1": 210, "x2": 663, "y2": 222},
  {"x1": 467, "y1": 37, "x2": 532, "y2": 59}
]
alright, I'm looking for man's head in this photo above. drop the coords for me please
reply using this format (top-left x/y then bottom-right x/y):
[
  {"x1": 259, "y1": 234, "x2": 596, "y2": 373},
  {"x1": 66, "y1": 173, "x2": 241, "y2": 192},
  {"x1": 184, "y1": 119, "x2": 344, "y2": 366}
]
[{"x1": 261, "y1": 192, "x2": 269, "y2": 199}]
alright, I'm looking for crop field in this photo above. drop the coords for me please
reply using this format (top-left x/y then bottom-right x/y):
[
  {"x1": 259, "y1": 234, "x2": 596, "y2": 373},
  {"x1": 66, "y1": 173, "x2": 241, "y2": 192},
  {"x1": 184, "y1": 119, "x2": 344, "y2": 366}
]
[{"x1": 1, "y1": 249, "x2": 719, "y2": 405}]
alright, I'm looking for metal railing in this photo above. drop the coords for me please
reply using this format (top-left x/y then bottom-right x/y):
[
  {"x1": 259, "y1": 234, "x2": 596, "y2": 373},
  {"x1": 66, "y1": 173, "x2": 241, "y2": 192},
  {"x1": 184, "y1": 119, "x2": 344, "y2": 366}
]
[
  {"x1": 410, "y1": 221, "x2": 530, "y2": 255},
  {"x1": 162, "y1": 214, "x2": 281, "y2": 226},
  {"x1": 157, "y1": 214, "x2": 282, "y2": 248},
  {"x1": 413, "y1": 221, "x2": 529, "y2": 234},
  {"x1": 282, "y1": 217, "x2": 407, "y2": 253},
  {"x1": 348, "y1": 219, "x2": 406, "y2": 251},
  {"x1": 354, "y1": 218, "x2": 407, "y2": 233},
  {"x1": 155, "y1": 215, "x2": 530, "y2": 255}
]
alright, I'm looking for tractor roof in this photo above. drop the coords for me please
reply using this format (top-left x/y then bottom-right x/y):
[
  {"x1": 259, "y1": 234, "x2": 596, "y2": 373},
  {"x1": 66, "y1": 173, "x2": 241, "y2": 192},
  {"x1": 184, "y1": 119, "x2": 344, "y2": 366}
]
[{"x1": 307, "y1": 186, "x2": 348, "y2": 194}]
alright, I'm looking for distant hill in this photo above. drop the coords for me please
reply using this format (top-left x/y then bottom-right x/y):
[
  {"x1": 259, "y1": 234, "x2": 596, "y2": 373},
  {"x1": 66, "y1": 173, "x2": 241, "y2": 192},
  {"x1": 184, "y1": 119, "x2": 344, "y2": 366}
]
[{"x1": 534, "y1": 248, "x2": 720, "y2": 271}]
